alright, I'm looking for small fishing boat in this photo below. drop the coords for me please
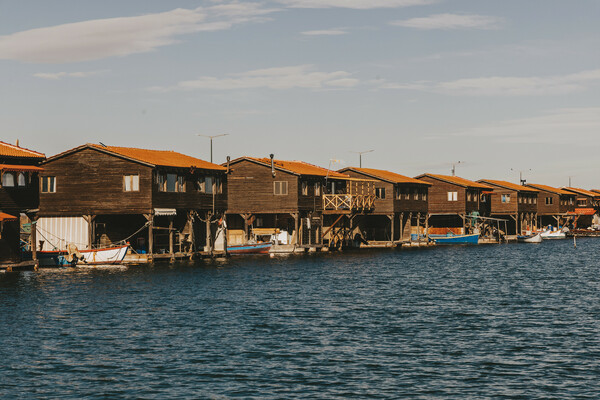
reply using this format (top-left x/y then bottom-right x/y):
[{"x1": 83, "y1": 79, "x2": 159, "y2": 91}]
[
  {"x1": 517, "y1": 233, "x2": 542, "y2": 243},
  {"x1": 227, "y1": 242, "x2": 272, "y2": 255},
  {"x1": 35, "y1": 244, "x2": 130, "y2": 267},
  {"x1": 430, "y1": 233, "x2": 479, "y2": 245},
  {"x1": 540, "y1": 230, "x2": 567, "y2": 240}
]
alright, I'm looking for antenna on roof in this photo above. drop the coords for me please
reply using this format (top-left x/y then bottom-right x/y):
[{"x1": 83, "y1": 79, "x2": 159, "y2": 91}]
[
  {"x1": 451, "y1": 161, "x2": 463, "y2": 176},
  {"x1": 568, "y1": 176, "x2": 573, "y2": 187},
  {"x1": 511, "y1": 168, "x2": 531, "y2": 185},
  {"x1": 99, "y1": 142, "x2": 107, "y2": 147},
  {"x1": 349, "y1": 150, "x2": 374, "y2": 168}
]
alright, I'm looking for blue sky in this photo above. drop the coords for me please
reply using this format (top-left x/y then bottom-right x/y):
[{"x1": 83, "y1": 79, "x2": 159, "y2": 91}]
[{"x1": 1, "y1": 0, "x2": 599, "y2": 187}]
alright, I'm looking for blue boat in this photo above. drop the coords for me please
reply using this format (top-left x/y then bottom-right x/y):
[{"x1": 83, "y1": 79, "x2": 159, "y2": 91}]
[{"x1": 429, "y1": 233, "x2": 479, "y2": 245}]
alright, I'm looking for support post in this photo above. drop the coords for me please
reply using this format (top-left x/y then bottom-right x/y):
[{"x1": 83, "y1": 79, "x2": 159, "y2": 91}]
[
  {"x1": 188, "y1": 211, "x2": 195, "y2": 260},
  {"x1": 206, "y1": 211, "x2": 213, "y2": 256},
  {"x1": 293, "y1": 213, "x2": 299, "y2": 246},
  {"x1": 222, "y1": 213, "x2": 228, "y2": 257},
  {"x1": 169, "y1": 217, "x2": 174, "y2": 262},
  {"x1": 31, "y1": 216, "x2": 38, "y2": 263},
  {"x1": 399, "y1": 212, "x2": 404, "y2": 241},
  {"x1": 144, "y1": 213, "x2": 154, "y2": 261},
  {"x1": 83, "y1": 214, "x2": 96, "y2": 249},
  {"x1": 388, "y1": 214, "x2": 394, "y2": 245}
]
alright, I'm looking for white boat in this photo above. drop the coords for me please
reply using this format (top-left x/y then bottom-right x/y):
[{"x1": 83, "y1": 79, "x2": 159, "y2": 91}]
[
  {"x1": 517, "y1": 233, "x2": 542, "y2": 243},
  {"x1": 540, "y1": 229, "x2": 567, "y2": 240},
  {"x1": 35, "y1": 244, "x2": 130, "y2": 267}
]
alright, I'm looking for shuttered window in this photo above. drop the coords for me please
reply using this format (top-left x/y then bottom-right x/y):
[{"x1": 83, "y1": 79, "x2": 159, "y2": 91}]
[
  {"x1": 447, "y1": 191, "x2": 457, "y2": 201},
  {"x1": 274, "y1": 181, "x2": 288, "y2": 195}
]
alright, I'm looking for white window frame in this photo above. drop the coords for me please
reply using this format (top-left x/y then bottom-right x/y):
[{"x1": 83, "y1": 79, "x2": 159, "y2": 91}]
[
  {"x1": 274, "y1": 181, "x2": 288, "y2": 195},
  {"x1": 448, "y1": 191, "x2": 458, "y2": 201},
  {"x1": 41, "y1": 176, "x2": 56, "y2": 193}
]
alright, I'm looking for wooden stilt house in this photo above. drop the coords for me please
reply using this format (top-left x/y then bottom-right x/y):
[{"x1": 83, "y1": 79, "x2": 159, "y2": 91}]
[
  {"x1": 561, "y1": 187, "x2": 600, "y2": 228},
  {"x1": 0, "y1": 141, "x2": 45, "y2": 264},
  {"x1": 525, "y1": 183, "x2": 576, "y2": 228},
  {"x1": 477, "y1": 180, "x2": 539, "y2": 235},
  {"x1": 414, "y1": 174, "x2": 493, "y2": 234},
  {"x1": 338, "y1": 167, "x2": 430, "y2": 245},
  {"x1": 38, "y1": 144, "x2": 227, "y2": 261},
  {"x1": 225, "y1": 156, "x2": 376, "y2": 251}
]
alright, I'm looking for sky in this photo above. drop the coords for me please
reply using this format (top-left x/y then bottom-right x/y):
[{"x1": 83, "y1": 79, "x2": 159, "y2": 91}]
[{"x1": 1, "y1": 0, "x2": 599, "y2": 187}]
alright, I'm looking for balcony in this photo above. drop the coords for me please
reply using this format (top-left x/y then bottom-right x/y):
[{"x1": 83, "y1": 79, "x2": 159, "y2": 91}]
[{"x1": 323, "y1": 194, "x2": 376, "y2": 213}]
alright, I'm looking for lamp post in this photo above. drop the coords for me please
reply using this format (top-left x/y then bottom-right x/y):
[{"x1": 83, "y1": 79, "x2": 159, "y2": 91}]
[
  {"x1": 350, "y1": 150, "x2": 374, "y2": 168},
  {"x1": 197, "y1": 133, "x2": 229, "y2": 163}
]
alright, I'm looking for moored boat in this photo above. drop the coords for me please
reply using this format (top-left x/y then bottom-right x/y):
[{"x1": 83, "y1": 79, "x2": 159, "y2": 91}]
[
  {"x1": 430, "y1": 233, "x2": 479, "y2": 245},
  {"x1": 35, "y1": 244, "x2": 130, "y2": 267},
  {"x1": 540, "y1": 230, "x2": 567, "y2": 240},
  {"x1": 517, "y1": 233, "x2": 542, "y2": 243},
  {"x1": 227, "y1": 242, "x2": 272, "y2": 255}
]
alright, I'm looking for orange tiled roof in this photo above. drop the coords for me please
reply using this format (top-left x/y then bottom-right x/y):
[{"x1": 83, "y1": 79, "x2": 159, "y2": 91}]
[
  {"x1": 0, "y1": 212, "x2": 18, "y2": 222},
  {"x1": 249, "y1": 157, "x2": 349, "y2": 179},
  {"x1": 479, "y1": 179, "x2": 538, "y2": 193},
  {"x1": 527, "y1": 183, "x2": 572, "y2": 196},
  {"x1": 0, "y1": 141, "x2": 45, "y2": 159},
  {"x1": 563, "y1": 187, "x2": 599, "y2": 198},
  {"x1": 340, "y1": 167, "x2": 430, "y2": 185},
  {"x1": 416, "y1": 174, "x2": 493, "y2": 190},
  {"x1": 90, "y1": 144, "x2": 225, "y2": 170}
]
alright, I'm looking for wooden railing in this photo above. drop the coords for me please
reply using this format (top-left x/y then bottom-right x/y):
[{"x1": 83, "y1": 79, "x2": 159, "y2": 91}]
[{"x1": 323, "y1": 194, "x2": 376, "y2": 211}]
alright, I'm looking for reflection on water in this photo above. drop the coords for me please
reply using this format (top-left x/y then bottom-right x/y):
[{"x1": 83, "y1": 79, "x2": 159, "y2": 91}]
[{"x1": 2, "y1": 239, "x2": 600, "y2": 398}]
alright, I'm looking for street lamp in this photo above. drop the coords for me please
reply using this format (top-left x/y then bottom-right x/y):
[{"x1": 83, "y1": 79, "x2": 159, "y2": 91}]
[
  {"x1": 197, "y1": 133, "x2": 229, "y2": 163},
  {"x1": 350, "y1": 150, "x2": 374, "y2": 168}
]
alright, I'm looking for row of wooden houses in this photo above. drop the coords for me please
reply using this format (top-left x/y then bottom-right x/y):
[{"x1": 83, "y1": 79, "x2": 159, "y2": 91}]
[{"x1": 2, "y1": 140, "x2": 599, "y2": 265}]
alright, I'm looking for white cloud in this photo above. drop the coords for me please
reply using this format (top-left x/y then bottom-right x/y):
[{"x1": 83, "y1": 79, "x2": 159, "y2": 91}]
[
  {"x1": 275, "y1": 0, "x2": 437, "y2": 9},
  {"x1": 149, "y1": 65, "x2": 359, "y2": 91},
  {"x1": 391, "y1": 13, "x2": 502, "y2": 30},
  {"x1": 33, "y1": 70, "x2": 108, "y2": 80},
  {"x1": 0, "y1": 4, "x2": 276, "y2": 63},
  {"x1": 381, "y1": 69, "x2": 600, "y2": 96},
  {"x1": 301, "y1": 29, "x2": 348, "y2": 35}
]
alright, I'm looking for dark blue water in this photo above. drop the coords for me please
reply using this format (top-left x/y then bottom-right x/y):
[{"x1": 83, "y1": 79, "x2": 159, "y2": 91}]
[{"x1": 2, "y1": 239, "x2": 600, "y2": 399}]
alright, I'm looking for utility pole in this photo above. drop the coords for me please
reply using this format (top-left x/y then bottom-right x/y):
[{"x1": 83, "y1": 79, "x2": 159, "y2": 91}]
[
  {"x1": 350, "y1": 150, "x2": 374, "y2": 168},
  {"x1": 197, "y1": 133, "x2": 228, "y2": 163}
]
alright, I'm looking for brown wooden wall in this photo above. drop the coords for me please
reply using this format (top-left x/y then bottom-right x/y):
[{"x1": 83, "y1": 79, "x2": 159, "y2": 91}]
[
  {"x1": 39, "y1": 147, "x2": 226, "y2": 216},
  {"x1": 0, "y1": 156, "x2": 42, "y2": 215},
  {"x1": 342, "y1": 170, "x2": 428, "y2": 214},
  {"x1": 39, "y1": 148, "x2": 154, "y2": 216},
  {"x1": 226, "y1": 159, "x2": 300, "y2": 214},
  {"x1": 536, "y1": 191, "x2": 560, "y2": 215},
  {"x1": 416, "y1": 176, "x2": 482, "y2": 214}
]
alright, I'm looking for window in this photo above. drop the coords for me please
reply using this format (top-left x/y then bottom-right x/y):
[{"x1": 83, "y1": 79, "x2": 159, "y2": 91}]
[
  {"x1": 569, "y1": 198, "x2": 574, "y2": 205},
  {"x1": 302, "y1": 181, "x2": 308, "y2": 196},
  {"x1": 518, "y1": 196, "x2": 523, "y2": 204},
  {"x1": 413, "y1": 189, "x2": 418, "y2": 200},
  {"x1": 214, "y1": 176, "x2": 222, "y2": 194},
  {"x1": 123, "y1": 175, "x2": 140, "y2": 192},
  {"x1": 375, "y1": 188, "x2": 386, "y2": 199},
  {"x1": 2, "y1": 172, "x2": 15, "y2": 187},
  {"x1": 17, "y1": 173, "x2": 26, "y2": 187},
  {"x1": 314, "y1": 182, "x2": 321, "y2": 196},
  {"x1": 481, "y1": 194, "x2": 487, "y2": 203},
  {"x1": 205, "y1": 176, "x2": 213, "y2": 194},
  {"x1": 41, "y1": 176, "x2": 56, "y2": 193},
  {"x1": 533, "y1": 197, "x2": 537, "y2": 204},
  {"x1": 448, "y1": 191, "x2": 458, "y2": 201},
  {"x1": 422, "y1": 190, "x2": 427, "y2": 201},
  {"x1": 577, "y1": 199, "x2": 587, "y2": 206},
  {"x1": 404, "y1": 191, "x2": 410, "y2": 200},
  {"x1": 501, "y1": 194, "x2": 511, "y2": 203},
  {"x1": 165, "y1": 174, "x2": 177, "y2": 192},
  {"x1": 274, "y1": 181, "x2": 288, "y2": 195}
]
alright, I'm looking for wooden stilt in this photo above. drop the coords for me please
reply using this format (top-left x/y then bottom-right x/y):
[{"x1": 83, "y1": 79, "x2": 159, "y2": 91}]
[{"x1": 169, "y1": 217, "x2": 174, "y2": 262}]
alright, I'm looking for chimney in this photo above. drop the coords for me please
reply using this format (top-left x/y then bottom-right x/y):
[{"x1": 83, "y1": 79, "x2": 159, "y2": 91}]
[
  {"x1": 270, "y1": 154, "x2": 275, "y2": 177},
  {"x1": 15, "y1": 139, "x2": 19, "y2": 147},
  {"x1": 226, "y1": 156, "x2": 230, "y2": 174}
]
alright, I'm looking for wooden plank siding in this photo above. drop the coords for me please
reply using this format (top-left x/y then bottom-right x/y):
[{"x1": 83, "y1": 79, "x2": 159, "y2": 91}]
[
  {"x1": 341, "y1": 170, "x2": 428, "y2": 214},
  {"x1": 39, "y1": 148, "x2": 154, "y2": 216},
  {"x1": 415, "y1": 176, "x2": 486, "y2": 215},
  {"x1": 226, "y1": 159, "x2": 301, "y2": 214}
]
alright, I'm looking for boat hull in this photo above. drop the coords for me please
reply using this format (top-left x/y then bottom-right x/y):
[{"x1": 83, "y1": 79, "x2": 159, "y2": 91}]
[
  {"x1": 430, "y1": 234, "x2": 479, "y2": 245},
  {"x1": 517, "y1": 233, "x2": 542, "y2": 243},
  {"x1": 540, "y1": 231, "x2": 566, "y2": 240},
  {"x1": 36, "y1": 244, "x2": 130, "y2": 267},
  {"x1": 227, "y1": 243, "x2": 272, "y2": 255}
]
